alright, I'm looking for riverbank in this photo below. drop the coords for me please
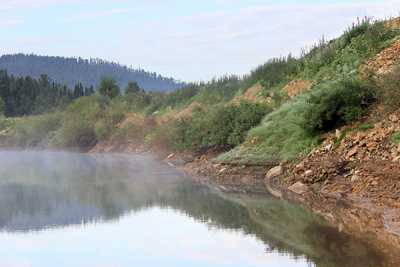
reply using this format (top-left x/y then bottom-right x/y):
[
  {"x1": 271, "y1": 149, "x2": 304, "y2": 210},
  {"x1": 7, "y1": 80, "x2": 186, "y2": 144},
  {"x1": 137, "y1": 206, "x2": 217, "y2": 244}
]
[
  {"x1": 88, "y1": 130, "x2": 400, "y2": 263},
  {"x1": 162, "y1": 149, "x2": 400, "y2": 266}
]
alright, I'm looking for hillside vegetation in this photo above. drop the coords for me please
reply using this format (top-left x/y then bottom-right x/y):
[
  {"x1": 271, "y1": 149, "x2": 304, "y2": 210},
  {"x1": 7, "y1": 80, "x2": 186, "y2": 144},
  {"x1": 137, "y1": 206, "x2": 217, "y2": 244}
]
[
  {"x1": 1, "y1": 18, "x2": 400, "y2": 167},
  {"x1": 0, "y1": 54, "x2": 184, "y2": 91}
]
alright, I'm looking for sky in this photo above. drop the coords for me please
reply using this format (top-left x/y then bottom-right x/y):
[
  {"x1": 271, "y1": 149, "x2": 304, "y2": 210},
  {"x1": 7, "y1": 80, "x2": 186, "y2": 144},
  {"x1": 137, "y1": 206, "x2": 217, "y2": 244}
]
[{"x1": 0, "y1": 0, "x2": 400, "y2": 82}]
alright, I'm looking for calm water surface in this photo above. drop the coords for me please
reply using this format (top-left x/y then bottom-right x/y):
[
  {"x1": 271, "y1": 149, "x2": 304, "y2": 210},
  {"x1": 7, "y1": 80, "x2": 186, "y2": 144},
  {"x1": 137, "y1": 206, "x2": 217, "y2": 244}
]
[{"x1": 0, "y1": 151, "x2": 386, "y2": 267}]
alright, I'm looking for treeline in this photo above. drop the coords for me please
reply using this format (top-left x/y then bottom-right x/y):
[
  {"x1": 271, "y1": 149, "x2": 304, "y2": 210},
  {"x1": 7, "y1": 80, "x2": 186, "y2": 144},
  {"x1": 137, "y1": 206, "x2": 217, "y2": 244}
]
[
  {"x1": 0, "y1": 70, "x2": 94, "y2": 117},
  {"x1": 0, "y1": 54, "x2": 185, "y2": 92}
]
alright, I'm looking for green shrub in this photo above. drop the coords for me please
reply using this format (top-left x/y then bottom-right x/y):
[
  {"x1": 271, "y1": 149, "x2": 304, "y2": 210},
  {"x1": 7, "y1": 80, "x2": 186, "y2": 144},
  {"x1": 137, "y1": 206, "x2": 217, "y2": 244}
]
[
  {"x1": 0, "y1": 98, "x2": 4, "y2": 116},
  {"x1": 217, "y1": 96, "x2": 320, "y2": 164},
  {"x1": 53, "y1": 95, "x2": 125, "y2": 148},
  {"x1": 303, "y1": 79, "x2": 375, "y2": 134},
  {"x1": 376, "y1": 65, "x2": 400, "y2": 111},
  {"x1": 392, "y1": 132, "x2": 400, "y2": 144},
  {"x1": 357, "y1": 122, "x2": 374, "y2": 132},
  {"x1": 98, "y1": 77, "x2": 120, "y2": 99},
  {"x1": 53, "y1": 119, "x2": 96, "y2": 148},
  {"x1": 343, "y1": 17, "x2": 372, "y2": 45},
  {"x1": 217, "y1": 78, "x2": 375, "y2": 164},
  {"x1": 172, "y1": 101, "x2": 271, "y2": 150},
  {"x1": 13, "y1": 113, "x2": 62, "y2": 146}
]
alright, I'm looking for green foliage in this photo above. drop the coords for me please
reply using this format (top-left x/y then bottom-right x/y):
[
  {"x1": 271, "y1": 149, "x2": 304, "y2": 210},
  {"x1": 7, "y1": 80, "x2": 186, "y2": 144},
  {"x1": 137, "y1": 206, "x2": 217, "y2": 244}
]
[
  {"x1": 53, "y1": 95, "x2": 125, "y2": 148},
  {"x1": 303, "y1": 79, "x2": 375, "y2": 134},
  {"x1": 392, "y1": 132, "x2": 400, "y2": 145},
  {"x1": 98, "y1": 77, "x2": 120, "y2": 99},
  {"x1": 161, "y1": 84, "x2": 200, "y2": 108},
  {"x1": 245, "y1": 56, "x2": 300, "y2": 89},
  {"x1": 12, "y1": 113, "x2": 62, "y2": 147},
  {"x1": 0, "y1": 97, "x2": 4, "y2": 115},
  {"x1": 0, "y1": 54, "x2": 184, "y2": 91},
  {"x1": 192, "y1": 76, "x2": 243, "y2": 105},
  {"x1": 0, "y1": 71, "x2": 92, "y2": 117},
  {"x1": 299, "y1": 18, "x2": 398, "y2": 80},
  {"x1": 218, "y1": 78, "x2": 375, "y2": 164},
  {"x1": 218, "y1": 96, "x2": 320, "y2": 164},
  {"x1": 301, "y1": 37, "x2": 340, "y2": 77},
  {"x1": 343, "y1": 17, "x2": 373, "y2": 46},
  {"x1": 0, "y1": 116, "x2": 14, "y2": 132},
  {"x1": 125, "y1": 81, "x2": 142, "y2": 95},
  {"x1": 376, "y1": 65, "x2": 400, "y2": 110},
  {"x1": 357, "y1": 122, "x2": 374, "y2": 132},
  {"x1": 172, "y1": 101, "x2": 271, "y2": 150}
]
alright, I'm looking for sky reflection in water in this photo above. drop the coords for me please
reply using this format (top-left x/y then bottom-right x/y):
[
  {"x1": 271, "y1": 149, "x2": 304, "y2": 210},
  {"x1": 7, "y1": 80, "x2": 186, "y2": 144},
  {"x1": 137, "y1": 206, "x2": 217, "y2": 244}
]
[{"x1": 0, "y1": 151, "x2": 384, "y2": 267}]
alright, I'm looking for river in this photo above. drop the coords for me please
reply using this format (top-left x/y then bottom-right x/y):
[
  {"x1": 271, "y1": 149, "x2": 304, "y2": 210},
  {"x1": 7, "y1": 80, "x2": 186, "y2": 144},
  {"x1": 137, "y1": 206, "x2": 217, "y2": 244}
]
[{"x1": 0, "y1": 151, "x2": 388, "y2": 267}]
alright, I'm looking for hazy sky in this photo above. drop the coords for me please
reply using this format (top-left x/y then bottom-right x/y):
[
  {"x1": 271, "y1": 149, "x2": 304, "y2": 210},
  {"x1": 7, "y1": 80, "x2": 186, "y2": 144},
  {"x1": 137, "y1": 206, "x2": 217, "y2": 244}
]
[{"x1": 0, "y1": 0, "x2": 399, "y2": 82}]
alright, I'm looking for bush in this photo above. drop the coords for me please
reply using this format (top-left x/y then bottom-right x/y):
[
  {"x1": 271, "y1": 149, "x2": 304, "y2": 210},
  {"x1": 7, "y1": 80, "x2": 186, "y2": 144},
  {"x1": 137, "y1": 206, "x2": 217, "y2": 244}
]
[
  {"x1": 13, "y1": 113, "x2": 62, "y2": 146},
  {"x1": 98, "y1": 77, "x2": 120, "y2": 99},
  {"x1": 392, "y1": 132, "x2": 400, "y2": 144},
  {"x1": 0, "y1": 98, "x2": 4, "y2": 116},
  {"x1": 217, "y1": 96, "x2": 320, "y2": 164},
  {"x1": 303, "y1": 79, "x2": 375, "y2": 134},
  {"x1": 172, "y1": 101, "x2": 271, "y2": 150},
  {"x1": 343, "y1": 17, "x2": 372, "y2": 45},
  {"x1": 217, "y1": 78, "x2": 375, "y2": 164},
  {"x1": 376, "y1": 65, "x2": 400, "y2": 111},
  {"x1": 53, "y1": 95, "x2": 125, "y2": 148}
]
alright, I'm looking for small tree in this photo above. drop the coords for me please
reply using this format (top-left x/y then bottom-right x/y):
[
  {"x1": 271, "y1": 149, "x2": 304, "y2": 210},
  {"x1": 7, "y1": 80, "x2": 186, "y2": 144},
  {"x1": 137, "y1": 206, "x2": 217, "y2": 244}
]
[
  {"x1": 98, "y1": 78, "x2": 120, "y2": 99},
  {"x1": 125, "y1": 81, "x2": 142, "y2": 95}
]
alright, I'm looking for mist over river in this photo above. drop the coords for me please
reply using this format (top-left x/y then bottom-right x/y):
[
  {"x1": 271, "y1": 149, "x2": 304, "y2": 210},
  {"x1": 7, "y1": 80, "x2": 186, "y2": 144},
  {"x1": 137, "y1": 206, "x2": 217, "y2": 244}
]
[{"x1": 0, "y1": 151, "x2": 387, "y2": 267}]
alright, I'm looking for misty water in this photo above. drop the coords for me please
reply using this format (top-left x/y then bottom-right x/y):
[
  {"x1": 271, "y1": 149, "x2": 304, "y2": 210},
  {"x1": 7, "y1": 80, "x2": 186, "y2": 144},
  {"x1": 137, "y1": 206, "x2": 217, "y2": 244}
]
[{"x1": 0, "y1": 151, "x2": 387, "y2": 267}]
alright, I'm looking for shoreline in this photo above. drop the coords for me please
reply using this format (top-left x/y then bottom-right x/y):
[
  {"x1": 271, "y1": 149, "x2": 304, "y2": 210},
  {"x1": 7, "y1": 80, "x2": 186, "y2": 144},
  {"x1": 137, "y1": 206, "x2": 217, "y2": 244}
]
[
  {"x1": 159, "y1": 149, "x2": 400, "y2": 264},
  {"x1": 89, "y1": 141, "x2": 400, "y2": 251}
]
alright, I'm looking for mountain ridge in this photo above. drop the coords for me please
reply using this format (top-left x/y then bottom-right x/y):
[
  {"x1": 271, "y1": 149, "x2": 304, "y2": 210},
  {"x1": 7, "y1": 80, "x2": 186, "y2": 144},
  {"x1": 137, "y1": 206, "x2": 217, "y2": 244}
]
[{"x1": 0, "y1": 54, "x2": 185, "y2": 92}]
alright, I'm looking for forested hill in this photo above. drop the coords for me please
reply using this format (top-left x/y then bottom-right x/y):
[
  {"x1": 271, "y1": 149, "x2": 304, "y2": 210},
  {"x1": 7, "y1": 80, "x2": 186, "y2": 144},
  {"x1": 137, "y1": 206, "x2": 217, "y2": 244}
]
[{"x1": 0, "y1": 54, "x2": 185, "y2": 92}]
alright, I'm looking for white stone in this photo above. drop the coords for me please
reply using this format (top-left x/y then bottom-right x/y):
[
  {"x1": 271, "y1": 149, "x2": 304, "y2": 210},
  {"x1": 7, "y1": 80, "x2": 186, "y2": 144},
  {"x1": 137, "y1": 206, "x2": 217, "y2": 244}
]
[
  {"x1": 266, "y1": 166, "x2": 283, "y2": 179},
  {"x1": 288, "y1": 182, "x2": 309, "y2": 195}
]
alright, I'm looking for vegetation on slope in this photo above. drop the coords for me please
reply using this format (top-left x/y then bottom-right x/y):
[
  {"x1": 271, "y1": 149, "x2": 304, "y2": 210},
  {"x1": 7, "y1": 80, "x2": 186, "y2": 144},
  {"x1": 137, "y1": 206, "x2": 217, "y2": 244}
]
[{"x1": 1, "y1": 17, "x2": 400, "y2": 166}]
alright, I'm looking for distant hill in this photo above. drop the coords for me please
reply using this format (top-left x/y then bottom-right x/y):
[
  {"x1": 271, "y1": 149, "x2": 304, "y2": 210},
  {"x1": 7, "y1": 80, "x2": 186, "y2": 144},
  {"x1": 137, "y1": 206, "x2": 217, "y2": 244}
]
[{"x1": 0, "y1": 54, "x2": 185, "y2": 92}]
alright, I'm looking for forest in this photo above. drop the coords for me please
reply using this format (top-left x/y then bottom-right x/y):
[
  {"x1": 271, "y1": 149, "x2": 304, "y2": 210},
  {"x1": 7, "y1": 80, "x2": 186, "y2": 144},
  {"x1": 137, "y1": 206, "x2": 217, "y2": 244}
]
[
  {"x1": 0, "y1": 54, "x2": 185, "y2": 92},
  {"x1": 0, "y1": 70, "x2": 94, "y2": 117}
]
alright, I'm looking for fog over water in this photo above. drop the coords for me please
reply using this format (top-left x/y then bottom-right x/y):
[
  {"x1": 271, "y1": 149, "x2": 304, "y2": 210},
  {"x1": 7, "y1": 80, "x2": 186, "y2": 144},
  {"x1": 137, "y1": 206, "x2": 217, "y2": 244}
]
[{"x1": 0, "y1": 151, "x2": 387, "y2": 267}]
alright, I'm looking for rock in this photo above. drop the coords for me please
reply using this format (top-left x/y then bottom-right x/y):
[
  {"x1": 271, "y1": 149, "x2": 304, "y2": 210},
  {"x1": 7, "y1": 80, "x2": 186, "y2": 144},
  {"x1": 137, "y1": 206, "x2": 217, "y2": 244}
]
[
  {"x1": 304, "y1": 170, "x2": 313, "y2": 177},
  {"x1": 167, "y1": 153, "x2": 175, "y2": 159},
  {"x1": 295, "y1": 162, "x2": 305, "y2": 170},
  {"x1": 389, "y1": 114, "x2": 399, "y2": 122},
  {"x1": 347, "y1": 147, "x2": 358, "y2": 158},
  {"x1": 288, "y1": 182, "x2": 309, "y2": 195},
  {"x1": 266, "y1": 166, "x2": 283, "y2": 179},
  {"x1": 218, "y1": 167, "x2": 227, "y2": 174},
  {"x1": 325, "y1": 143, "x2": 333, "y2": 151}
]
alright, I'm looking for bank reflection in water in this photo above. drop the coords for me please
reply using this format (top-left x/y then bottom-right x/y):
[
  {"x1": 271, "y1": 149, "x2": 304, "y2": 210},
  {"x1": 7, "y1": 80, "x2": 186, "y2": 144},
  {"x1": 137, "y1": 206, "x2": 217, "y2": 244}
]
[{"x1": 0, "y1": 151, "x2": 385, "y2": 267}]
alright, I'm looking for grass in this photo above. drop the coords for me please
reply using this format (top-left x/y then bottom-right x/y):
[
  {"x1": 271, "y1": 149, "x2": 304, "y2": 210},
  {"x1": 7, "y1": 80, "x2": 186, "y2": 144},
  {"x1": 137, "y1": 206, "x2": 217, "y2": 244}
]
[
  {"x1": 217, "y1": 95, "x2": 321, "y2": 165},
  {"x1": 0, "y1": 113, "x2": 62, "y2": 147},
  {"x1": 357, "y1": 122, "x2": 374, "y2": 132}
]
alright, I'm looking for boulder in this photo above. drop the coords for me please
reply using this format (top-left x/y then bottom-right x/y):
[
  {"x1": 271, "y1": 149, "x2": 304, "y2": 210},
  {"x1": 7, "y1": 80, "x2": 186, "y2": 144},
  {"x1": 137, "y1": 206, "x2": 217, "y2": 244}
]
[
  {"x1": 266, "y1": 166, "x2": 283, "y2": 179},
  {"x1": 288, "y1": 182, "x2": 310, "y2": 195}
]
